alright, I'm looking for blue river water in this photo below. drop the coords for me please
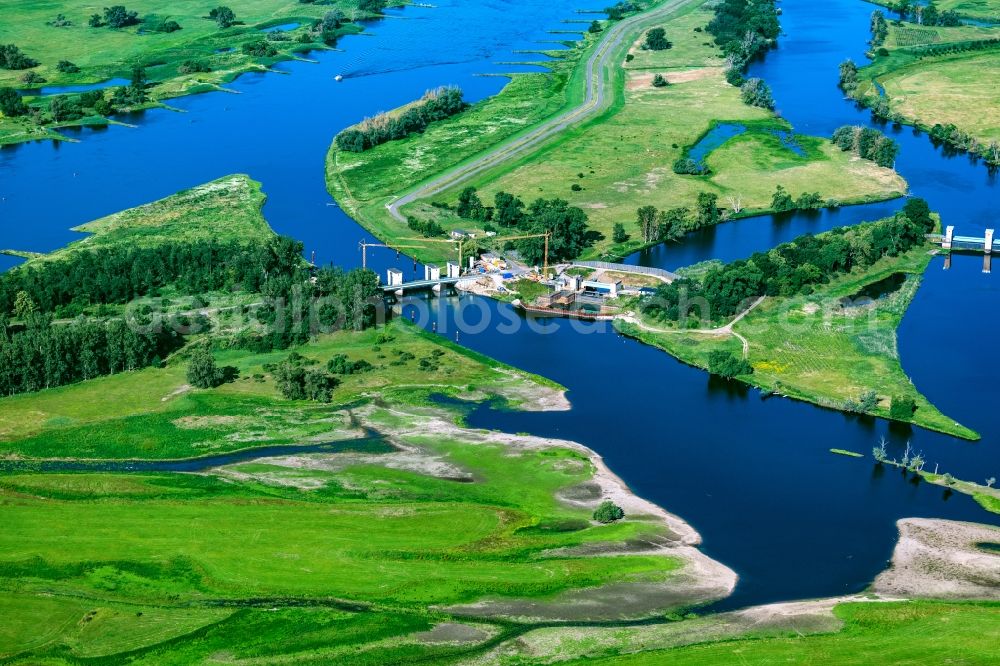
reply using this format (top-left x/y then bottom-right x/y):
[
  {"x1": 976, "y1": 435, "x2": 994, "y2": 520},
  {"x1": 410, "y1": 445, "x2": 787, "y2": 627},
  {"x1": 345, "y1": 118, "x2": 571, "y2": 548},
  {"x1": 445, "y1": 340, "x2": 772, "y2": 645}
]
[{"x1": 0, "y1": 0, "x2": 997, "y2": 610}]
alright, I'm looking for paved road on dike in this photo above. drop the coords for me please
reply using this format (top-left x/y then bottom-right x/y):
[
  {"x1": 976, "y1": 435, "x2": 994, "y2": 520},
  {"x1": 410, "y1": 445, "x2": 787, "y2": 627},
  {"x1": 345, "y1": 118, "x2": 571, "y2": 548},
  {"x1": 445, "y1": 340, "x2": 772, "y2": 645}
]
[{"x1": 386, "y1": 0, "x2": 694, "y2": 221}]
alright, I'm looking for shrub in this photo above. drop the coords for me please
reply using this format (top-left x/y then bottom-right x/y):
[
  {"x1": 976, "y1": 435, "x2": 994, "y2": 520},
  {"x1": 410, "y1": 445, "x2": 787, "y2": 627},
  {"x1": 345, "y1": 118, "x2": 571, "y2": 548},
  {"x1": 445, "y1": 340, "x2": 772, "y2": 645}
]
[
  {"x1": 644, "y1": 27, "x2": 672, "y2": 51},
  {"x1": 187, "y1": 343, "x2": 227, "y2": 388},
  {"x1": 209, "y1": 6, "x2": 237, "y2": 29},
  {"x1": 593, "y1": 500, "x2": 625, "y2": 523},
  {"x1": 740, "y1": 78, "x2": 774, "y2": 109},
  {"x1": 889, "y1": 395, "x2": 916, "y2": 420},
  {"x1": 0, "y1": 44, "x2": 38, "y2": 70},
  {"x1": 242, "y1": 39, "x2": 278, "y2": 57},
  {"x1": 178, "y1": 60, "x2": 211, "y2": 74},
  {"x1": 707, "y1": 350, "x2": 753, "y2": 378},
  {"x1": 612, "y1": 223, "x2": 628, "y2": 243},
  {"x1": 672, "y1": 157, "x2": 708, "y2": 175},
  {"x1": 652, "y1": 73, "x2": 668, "y2": 87}
]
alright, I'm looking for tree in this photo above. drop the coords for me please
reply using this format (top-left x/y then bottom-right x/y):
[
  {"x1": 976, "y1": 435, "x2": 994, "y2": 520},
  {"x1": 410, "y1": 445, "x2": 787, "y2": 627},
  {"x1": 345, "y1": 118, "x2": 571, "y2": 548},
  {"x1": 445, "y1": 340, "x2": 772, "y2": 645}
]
[
  {"x1": 56, "y1": 60, "x2": 80, "y2": 73},
  {"x1": 696, "y1": 192, "x2": 720, "y2": 227},
  {"x1": 771, "y1": 185, "x2": 794, "y2": 211},
  {"x1": 636, "y1": 205, "x2": 659, "y2": 243},
  {"x1": 209, "y1": 6, "x2": 237, "y2": 28},
  {"x1": 103, "y1": 6, "x2": 140, "y2": 29},
  {"x1": 13, "y1": 291, "x2": 36, "y2": 319},
  {"x1": 902, "y1": 197, "x2": 933, "y2": 232},
  {"x1": 89, "y1": 14, "x2": 104, "y2": 27},
  {"x1": 612, "y1": 223, "x2": 628, "y2": 243},
  {"x1": 889, "y1": 395, "x2": 916, "y2": 420},
  {"x1": 588, "y1": 20, "x2": 603, "y2": 33},
  {"x1": 358, "y1": 0, "x2": 388, "y2": 13},
  {"x1": 0, "y1": 44, "x2": 38, "y2": 70},
  {"x1": 0, "y1": 87, "x2": 28, "y2": 117},
  {"x1": 707, "y1": 350, "x2": 752, "y2": 378},
  {"x1": 494, "y1": 191, "x2": 525, "y2": 227},
  {"x1": 187, "y1": 343, "x2": 225, "y2": 388},
  {"x1": 652, "y1": 73, "x2": 668, "y2": 87},
  {"x1": 457, "y1": 186, "x2": 486, "y2": 220},
  {"x1": 644, "y1": 27, "x2": 672, "y2": 50},
  {"x1": 593, "y1": 500, "x2": 624, "y2": 523},
  {"x1": 740, "y1": 77, "x2": 774, "y2": 109},
  {"x1": 519, "y1": 198, "x2": 592, "y2": 263}
]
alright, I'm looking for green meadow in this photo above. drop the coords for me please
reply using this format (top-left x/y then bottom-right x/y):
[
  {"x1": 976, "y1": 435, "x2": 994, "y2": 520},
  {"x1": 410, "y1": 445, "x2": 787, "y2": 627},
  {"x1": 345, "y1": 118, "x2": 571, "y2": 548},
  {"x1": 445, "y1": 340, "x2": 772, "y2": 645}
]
[
  {"x1": 0, "y1": 316, "x2": 699, "y2": 663},
  {"x1": 860, "y1": 21, "x2": 1000, "y2": 148},
  {"x1": 327, "y1": 0, "x2": 906, "y2": 263},
  {"x1": 443, "y1": 4, "x2": 905, "y2": 260},
  {"x1": 0, "y1": 1, "x2": 368, "y2": 145},
  {"x1": 618, "y1": 242, "x2": 977, "y2": 440},
  {"x1": 573, "y1": 601, "x2": 1000, "y2": 665}
]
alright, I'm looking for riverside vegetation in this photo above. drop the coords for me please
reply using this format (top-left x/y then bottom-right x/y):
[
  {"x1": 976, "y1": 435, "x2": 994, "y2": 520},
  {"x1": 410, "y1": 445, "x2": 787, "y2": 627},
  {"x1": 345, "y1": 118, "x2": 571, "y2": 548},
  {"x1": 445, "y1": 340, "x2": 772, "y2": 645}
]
[
  {"x1": 839, "y1": 6, "x2": 1000, "y2": 166},
  {"x1": 0, "y1": 1, "x2": 389, "y2": 146},
  {"x1": 327, "y1": 0, "x2": 906, "y2": 265},
  {"x1": 619, "y1": 200, "x2": 978, "y2": 440},
  {"x1": 0, "y1": 175, "x2": 741, "y2": 662}
]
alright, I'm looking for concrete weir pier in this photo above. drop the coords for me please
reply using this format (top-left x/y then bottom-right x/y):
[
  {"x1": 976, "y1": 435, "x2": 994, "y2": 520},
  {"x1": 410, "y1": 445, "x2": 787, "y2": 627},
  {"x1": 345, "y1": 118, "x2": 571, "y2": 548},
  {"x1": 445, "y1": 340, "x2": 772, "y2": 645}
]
[{"x1": 936, "y1": 226, "x2": 995, "y2": 273}]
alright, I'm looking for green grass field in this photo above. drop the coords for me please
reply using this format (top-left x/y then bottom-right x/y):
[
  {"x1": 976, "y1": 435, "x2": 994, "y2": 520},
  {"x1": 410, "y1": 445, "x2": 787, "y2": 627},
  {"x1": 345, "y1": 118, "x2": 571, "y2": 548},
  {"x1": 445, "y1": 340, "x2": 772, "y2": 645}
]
[
  {"x1": 0, "y1": 0, "x2": 363, "y2": 90},
  {"x1": 327, "y1": 0, "x2": 905, "y2": 263},
  {"x1": 574, "y1": 601, "x2": 1000, "y2": 665},
  {"x1": 860, "y1": 22, "x2": 1000, "y2": 149},
  {"x1": 0, "y1": 317, "x2": 697, "y2": 663},
  {"x1": 4, "y1": 174, "x2": 273, "y2": 264},
  {"x1": 326, "y1": 28, "x2": 596, "y2": 264},
  {"x1": 0, "y1": 1, "x2": 368, "y2": 145},
  {"x1": 618, "y1": 243, "x2": 977, "y2": 440}
]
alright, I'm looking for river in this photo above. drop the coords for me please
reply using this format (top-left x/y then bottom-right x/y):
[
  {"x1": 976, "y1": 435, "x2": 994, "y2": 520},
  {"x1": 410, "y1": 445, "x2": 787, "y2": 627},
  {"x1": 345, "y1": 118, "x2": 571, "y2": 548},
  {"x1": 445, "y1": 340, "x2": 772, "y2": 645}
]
[{"x1": 1, "y1": 0, "x2": 997, "y2": 611}]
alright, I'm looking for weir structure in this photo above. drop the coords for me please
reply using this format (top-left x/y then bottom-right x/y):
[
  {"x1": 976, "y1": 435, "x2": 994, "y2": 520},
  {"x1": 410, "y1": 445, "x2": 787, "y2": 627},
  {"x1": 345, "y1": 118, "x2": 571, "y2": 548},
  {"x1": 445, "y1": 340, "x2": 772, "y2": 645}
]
[{"x1": 933, "y1": 227, "x2": 996, "y2": 273}]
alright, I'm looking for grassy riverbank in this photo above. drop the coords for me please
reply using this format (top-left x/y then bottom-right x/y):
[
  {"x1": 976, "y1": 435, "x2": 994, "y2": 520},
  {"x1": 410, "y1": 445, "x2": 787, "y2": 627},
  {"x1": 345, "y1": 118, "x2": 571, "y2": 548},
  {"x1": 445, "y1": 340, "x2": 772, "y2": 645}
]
[
  {"x1": 0, "y1": 316, "x2": 737, "y2": 662},
  {"x1": 0, "y1": 177, "x2": 741, "y2": 661},
  {"x1": 447, "y1": 3, "x2": 905, "y2": 260},
  {"x1": 567, "y1": 601, "x2": 1000, "y2": 665},
  {"x1": 326, "y1": 23, "x2": 600, "y2": 263},
  {"x1": 857, "y1": 20, "x2": 1000, "y2": 154},
  {"x1": 618, "y1": 241, "x2": 978, "y2": 440},
  {"x1": 326, "y1": 0, "x2": 906, "y2": 263},
  {"x1": 0, "y1": 1, "x2": 370, "y2": 146}
]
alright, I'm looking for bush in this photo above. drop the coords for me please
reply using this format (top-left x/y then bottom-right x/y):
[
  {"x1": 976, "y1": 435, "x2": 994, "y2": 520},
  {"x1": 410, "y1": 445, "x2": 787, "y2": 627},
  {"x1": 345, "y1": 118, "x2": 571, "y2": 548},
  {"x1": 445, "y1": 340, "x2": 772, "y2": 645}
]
[
  {"x1": 178, "y1": 60, "x2": 211, "y2": 75},
  {"x1": 0, "y1": 44, "x2": 38, "y2": 70},
  {"x1": 56, "y1": 60, "x2": 80, "y2": 74},
  {"x1": 707, "y1": 350, "x2": 753, "y2": 378},
  {"x1": 209, "y1": 6, "x2": 237, "y2": 29},
  {"x1": 643, "y1": 27, "x2": 672, "y2": 51},
  {"x1": 0, "y1": 87, "x2": 28, "y2": 116},
  {"x1": 187, "y1": 343, "x2": 227, "y2": 388},
  {"x1": 242, "y1": 39, "x2": 278, "y2": 57},
  {"x1": 652, "y1": 73, "x2": 668, "y2": 87},
  {"x1": 672, "y1": 157, "x2": 708, "y2": 175},
  {"x1": 612, "y1": 223, "x2": 628, "y2": 243},
  {"x1": 335, "y1": 86, "x2": 467, "y2": 152},
  {"x1": 889, "y1": 395, "x2": 916, "y2": 420},
  {"x1": 327, "y1": 354, "x2": 373, "y2": 375},
  {"x1": 593, "y1": 500, "x2": 625, "y2": 523},
  {"x1": 103, "y1": 6, "x2": 140, "y2": 29},
  {"x1": 740, "y1": 78, "x2": 774, "y2": 109}
]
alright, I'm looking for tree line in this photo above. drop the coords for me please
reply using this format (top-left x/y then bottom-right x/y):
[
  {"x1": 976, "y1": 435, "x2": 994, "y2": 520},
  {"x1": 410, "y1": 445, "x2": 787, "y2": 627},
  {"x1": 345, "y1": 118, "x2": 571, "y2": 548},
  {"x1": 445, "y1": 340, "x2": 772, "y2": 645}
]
[
  {"x1": 641, "y1": 198, "x2": 936, "y2": 324},
  {"x1": 832, "y1": 125, "x2": 900, "y2": 168},
  {"x1": 0, "y1": 315, "x2": 180, "y2": 397},
  {"x1": 0, "y1": 236, "x2": 305, "y2": 318},
  {"x1": 450, "y1": 187, "x2": 595, "y2": 264},
  {"x1": 706, "y1": 0, "x2": 780, "y2": 86},
  {"x1": 335, "y1": 86, "x2": 468, "y2": 152},
  {"x1": 885, "y1": 1, "x2": 963, "y2": 27}
]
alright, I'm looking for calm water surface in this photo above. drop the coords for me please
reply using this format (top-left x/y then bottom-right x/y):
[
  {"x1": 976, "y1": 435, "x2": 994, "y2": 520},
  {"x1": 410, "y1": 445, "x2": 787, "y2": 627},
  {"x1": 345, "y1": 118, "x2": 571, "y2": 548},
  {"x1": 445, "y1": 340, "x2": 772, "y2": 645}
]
[{"x1": 1, "y1": 0, "x2": 997, "y2": 609}]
